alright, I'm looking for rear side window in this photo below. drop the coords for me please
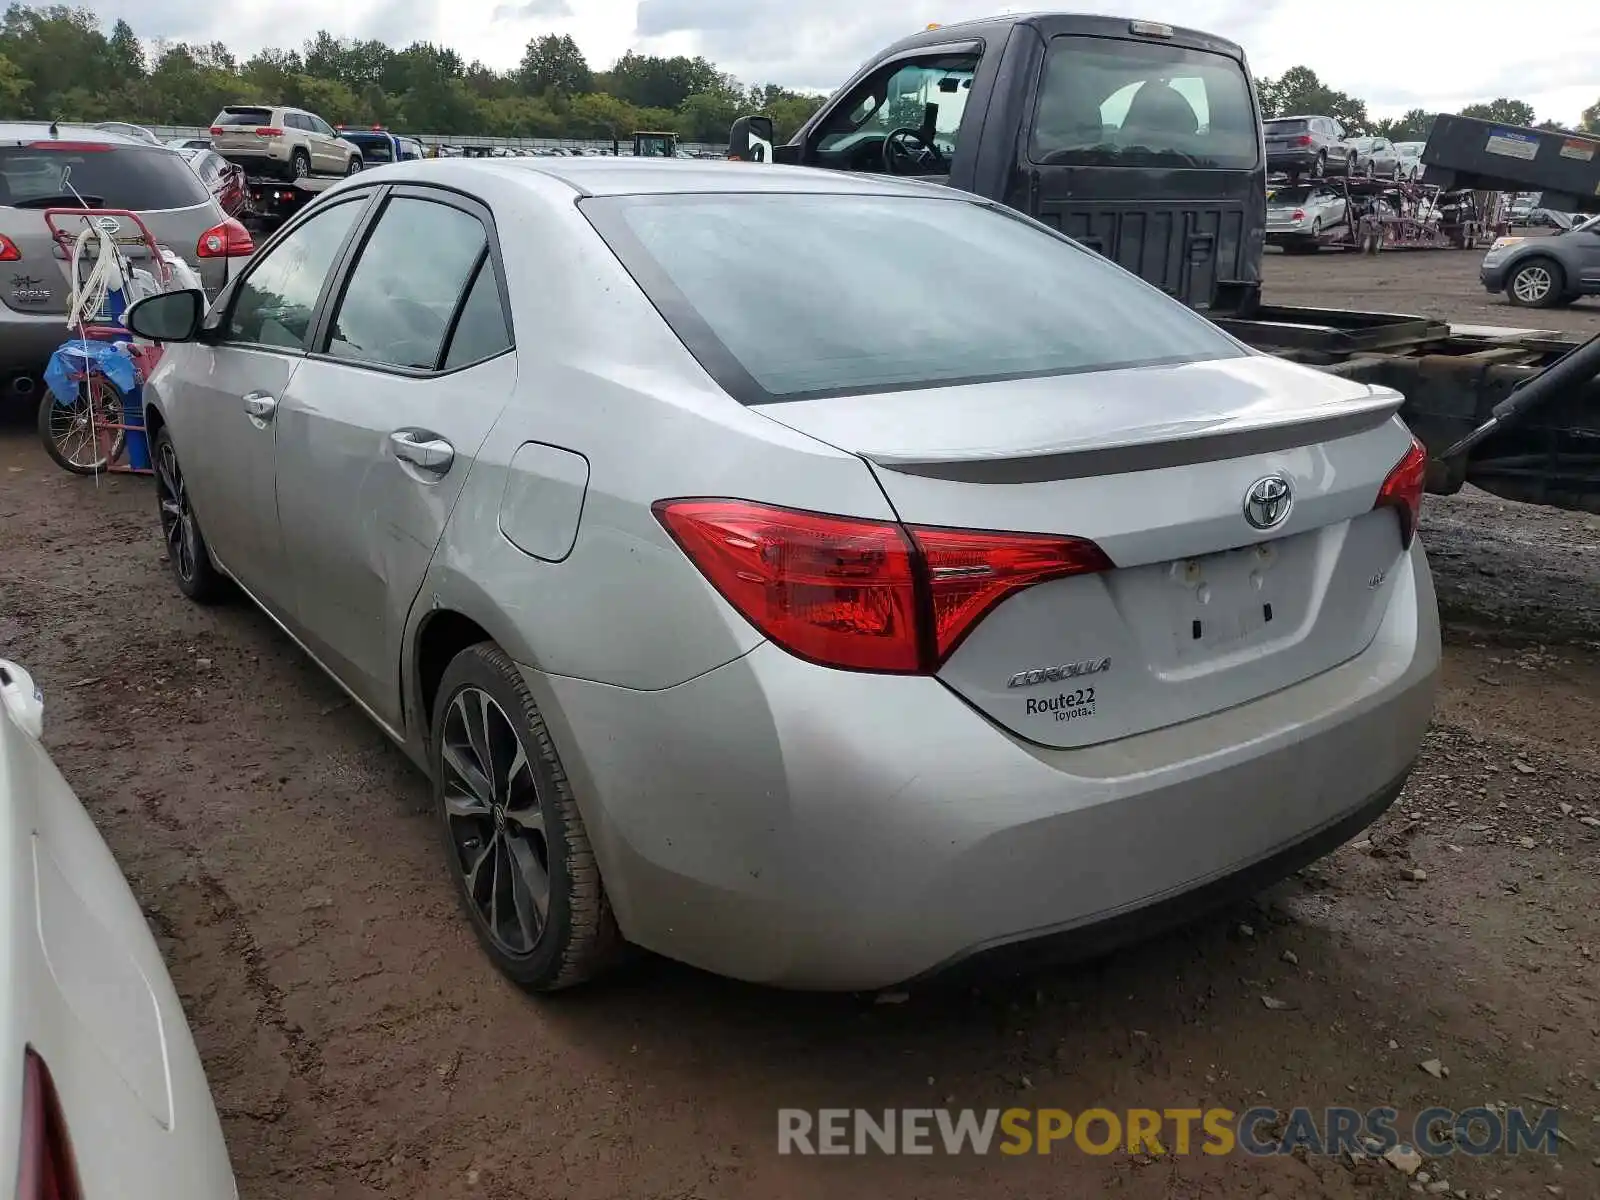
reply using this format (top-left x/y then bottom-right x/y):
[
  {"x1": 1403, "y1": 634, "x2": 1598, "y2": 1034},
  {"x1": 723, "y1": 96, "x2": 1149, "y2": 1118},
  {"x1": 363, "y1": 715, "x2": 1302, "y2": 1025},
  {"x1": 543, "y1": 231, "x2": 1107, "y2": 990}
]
[
  {"x1": 216, "y1": 108, "x2": 274, "y2": 127},
  {"x1": 442, "y1": 257, "x2": 513, "y2": 370},
  {"x1": 325, "y1": 196, "x2": 488, "y2": 370},
  {"x1": 1031, "y1": 36, "x2": 1258, "y2": 169},
  {"x1": 0, "y1": 145, "x2": 211, "y2": 210},
  {"x1": 583, "y1": 192, "x2": 1244, "y2": 404}
]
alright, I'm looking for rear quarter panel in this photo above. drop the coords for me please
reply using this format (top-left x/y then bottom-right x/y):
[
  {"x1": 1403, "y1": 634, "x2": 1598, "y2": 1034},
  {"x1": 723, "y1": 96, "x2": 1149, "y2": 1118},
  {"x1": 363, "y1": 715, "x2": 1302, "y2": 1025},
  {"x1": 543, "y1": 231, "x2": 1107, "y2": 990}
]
[{"x1": 412, "y1": 175, "x2": 895, "y2": 697}]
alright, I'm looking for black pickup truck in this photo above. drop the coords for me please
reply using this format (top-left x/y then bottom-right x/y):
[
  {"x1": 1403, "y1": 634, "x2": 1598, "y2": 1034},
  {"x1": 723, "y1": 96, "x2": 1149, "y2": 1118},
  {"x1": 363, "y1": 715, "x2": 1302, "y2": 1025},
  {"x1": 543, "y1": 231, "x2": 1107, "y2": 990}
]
[{"x1": 728, "y1": 13, "x2": 1600, "y2": 513}]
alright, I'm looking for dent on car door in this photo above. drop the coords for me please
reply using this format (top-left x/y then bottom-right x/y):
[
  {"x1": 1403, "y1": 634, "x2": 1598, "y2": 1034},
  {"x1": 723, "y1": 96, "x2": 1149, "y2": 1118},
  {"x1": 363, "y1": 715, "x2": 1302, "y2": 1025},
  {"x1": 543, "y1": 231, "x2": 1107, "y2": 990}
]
[
  {"x1": 273, "y1": 189, "x2": 516, "y2": 727},
  {"x1": 174, "y1": 195, "x2": 370, "y2": 613}
]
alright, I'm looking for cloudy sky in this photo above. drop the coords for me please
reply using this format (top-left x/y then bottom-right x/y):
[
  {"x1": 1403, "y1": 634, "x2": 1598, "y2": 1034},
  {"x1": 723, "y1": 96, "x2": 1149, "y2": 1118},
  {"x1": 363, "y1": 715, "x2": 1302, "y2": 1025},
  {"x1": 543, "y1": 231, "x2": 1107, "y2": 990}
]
[{"x1": 107, "y1": 0, "x2": 1599, "y2": 125}]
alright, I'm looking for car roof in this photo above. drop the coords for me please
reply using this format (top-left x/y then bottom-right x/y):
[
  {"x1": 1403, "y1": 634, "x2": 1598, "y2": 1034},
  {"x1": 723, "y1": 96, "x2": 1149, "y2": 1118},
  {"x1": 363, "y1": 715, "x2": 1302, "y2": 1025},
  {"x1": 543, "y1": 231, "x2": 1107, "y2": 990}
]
[
  {"x1": 0, "y1": 122, "x2": 160, "y2": 149},
  {"x1": 376, "y1": 156, "x2": 963, "y2": 200},
  {"x1": 878, "y1": 12, "x2": 1244, "y2": 59}
]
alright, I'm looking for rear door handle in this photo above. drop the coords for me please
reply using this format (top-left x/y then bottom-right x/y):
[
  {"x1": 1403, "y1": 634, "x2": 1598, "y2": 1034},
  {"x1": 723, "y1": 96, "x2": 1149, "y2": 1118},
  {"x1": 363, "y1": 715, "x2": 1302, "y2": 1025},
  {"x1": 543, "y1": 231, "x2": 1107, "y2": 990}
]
[
  {"x1": 389, "y1": 429, "x2": 454, "y2": 472},
  {"x1": 242, "y1": 391, "x2": 278, "y2": 419}
]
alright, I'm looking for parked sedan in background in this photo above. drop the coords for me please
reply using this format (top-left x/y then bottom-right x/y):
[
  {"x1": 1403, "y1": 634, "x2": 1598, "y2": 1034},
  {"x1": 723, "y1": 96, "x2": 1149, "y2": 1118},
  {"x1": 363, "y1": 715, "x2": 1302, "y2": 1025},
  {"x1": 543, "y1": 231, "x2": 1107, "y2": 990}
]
[
  {"x1": 0, "y1": 123, "x2": 254, "y2": 387},
  {"x1": 1264, "y1": 115, "x2": 1352, "y2": 177},
  {"x1": 1393, "y1": 141, "x2": 1424, "y2": 181},
  {"x1": 1344, "y1": 136, "x2": 1400, "y2": 179},
  {"x1": 0, "y1": 659, "x2": 238, "y2": 1197},
  {"x1": 1266, "y1": 181, "x2": 1348, "y2": 250},
  {"x1": 177, "y1": 146, "x2": 249, "y2": 218},
  {"x1": 129, "y1": 158, "x2": 1438, "y2": 993},
  {"x1": 1480, "y1": 211, "x2": 1600, "y2": 307}
]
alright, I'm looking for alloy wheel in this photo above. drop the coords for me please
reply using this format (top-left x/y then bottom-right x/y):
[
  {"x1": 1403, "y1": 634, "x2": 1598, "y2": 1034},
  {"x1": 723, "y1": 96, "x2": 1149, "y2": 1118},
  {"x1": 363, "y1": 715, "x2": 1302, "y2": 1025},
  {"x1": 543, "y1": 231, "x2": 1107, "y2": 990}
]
[
  {"x1": 441, "y1": 686, "x2": 551, "y2": 956},
  {"x1": 155, "y1": 439, "x2": 199, "y2": 583},
  {"x1": 1512, "y1": 265, "x2": 1552, "y2": 305}
]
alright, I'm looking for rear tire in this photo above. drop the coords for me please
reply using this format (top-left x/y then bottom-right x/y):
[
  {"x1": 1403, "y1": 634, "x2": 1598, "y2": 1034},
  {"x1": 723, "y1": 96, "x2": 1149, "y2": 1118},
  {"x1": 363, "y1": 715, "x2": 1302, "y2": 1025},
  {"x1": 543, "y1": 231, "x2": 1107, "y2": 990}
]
[
  {"x1": 431, "y1": 643, "x2": 622, "y2": 992},
  {"x1": 346, "y1": 154, "x2": 363, "y2": 176},
  {"x1": 290, "y1": 149, "x2": 310, "y2": 179}
]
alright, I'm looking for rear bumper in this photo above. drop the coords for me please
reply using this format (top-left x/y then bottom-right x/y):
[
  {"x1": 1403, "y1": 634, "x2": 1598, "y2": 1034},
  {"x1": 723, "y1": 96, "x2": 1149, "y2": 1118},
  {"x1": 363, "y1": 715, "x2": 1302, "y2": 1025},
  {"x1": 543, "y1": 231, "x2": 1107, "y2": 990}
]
[
  {"x1": 1267, "y1": 151, "x2": 1321, "y2": 172},
  {"x1": 0, "y1": 310, "x2": 75, "y2": 377},
  {"x1": 524, "y1": 543, "x2": 1441, "y2": 991}
]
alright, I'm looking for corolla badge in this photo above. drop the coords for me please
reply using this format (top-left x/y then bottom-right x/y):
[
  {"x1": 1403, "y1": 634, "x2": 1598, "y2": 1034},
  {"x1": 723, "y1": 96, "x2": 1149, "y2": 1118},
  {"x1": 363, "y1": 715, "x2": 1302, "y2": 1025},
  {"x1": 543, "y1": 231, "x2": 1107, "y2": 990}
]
[{"x1": 1242, "y1": 475, "x2": 1293, "y2": 530}]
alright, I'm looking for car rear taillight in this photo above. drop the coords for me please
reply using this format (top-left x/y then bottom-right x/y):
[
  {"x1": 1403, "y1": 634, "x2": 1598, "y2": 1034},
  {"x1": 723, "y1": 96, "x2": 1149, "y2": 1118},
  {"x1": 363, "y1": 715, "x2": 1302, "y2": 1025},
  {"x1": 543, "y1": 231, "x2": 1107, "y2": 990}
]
[
  {"x1": 1374, "y1": 437, "x2": 1428, "y2": 550},
  {"x1": 1292, "y1": 208, "x2": 1306, "y2": 221},
  {"x1": 254, "y1": 126, "x2": 282, "y2": 137},
  {"x1": 0, "y1": 235, "x2": 19, "y2": 262},
  {"x1": 1295, "y1": 135, "x2": 1313, "y2": 146},
  {"x1": 653, "y1": 499, "x2": 1112, "y2": 673},
  {"x1": 196, "y1": 216, "x2": 254, "y2": 258},
  {"x1": 208, "y1": 125, "x2": 224, "y2": 135},
  {"x1": 17, "y1": 1049, "x2": 82, "y2": 1200}
]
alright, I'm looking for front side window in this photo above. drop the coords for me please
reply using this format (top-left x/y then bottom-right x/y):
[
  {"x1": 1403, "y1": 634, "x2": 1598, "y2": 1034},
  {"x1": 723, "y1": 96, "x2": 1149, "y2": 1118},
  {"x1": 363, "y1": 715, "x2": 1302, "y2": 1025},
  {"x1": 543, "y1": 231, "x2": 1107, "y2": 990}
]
[
  {"x1": 583, "y1": 192, "x2": 1244, "y2": 404},
  {"x1": 1032, "y1": 36, "x2": 1258, "y2": 169},
  {"x1": 227, "y1": 199, "x2": 364, "y2": 349},
  {"x1": 812, "y1": 53, "x2": 979, "y2": 175},
  {"x1": 325, "y1": 197, "x2": 488, "y2": 370}
]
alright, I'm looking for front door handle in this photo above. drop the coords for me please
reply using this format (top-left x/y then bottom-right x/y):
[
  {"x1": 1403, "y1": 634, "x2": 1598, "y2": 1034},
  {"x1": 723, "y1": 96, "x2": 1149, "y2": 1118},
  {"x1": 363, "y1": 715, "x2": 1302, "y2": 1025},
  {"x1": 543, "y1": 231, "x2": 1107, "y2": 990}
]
[
  {"x1": 242, "y1": 391, "x2": 278, "y2": 419},
  {"x1": 389, "y1": 429, "x2": 454, "y2": 472}
]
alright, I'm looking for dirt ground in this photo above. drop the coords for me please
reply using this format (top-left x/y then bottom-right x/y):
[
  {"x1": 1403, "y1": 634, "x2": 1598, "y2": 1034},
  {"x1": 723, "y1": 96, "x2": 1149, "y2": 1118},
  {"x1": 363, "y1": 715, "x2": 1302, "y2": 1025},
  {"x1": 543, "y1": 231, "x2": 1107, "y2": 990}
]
[
  {"x1": 1264, "y1": 240, "x2": 1600, "y2": 334},
  {"x1": 2, "y1": 252, "x2": 1598, "y2": 1200}
]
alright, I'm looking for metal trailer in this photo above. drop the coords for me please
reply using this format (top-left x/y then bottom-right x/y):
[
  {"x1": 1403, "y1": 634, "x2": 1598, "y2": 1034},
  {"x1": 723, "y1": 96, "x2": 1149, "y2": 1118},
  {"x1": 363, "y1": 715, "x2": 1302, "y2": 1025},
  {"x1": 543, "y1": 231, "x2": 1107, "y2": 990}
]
[{"x1": 1270, "y1": 177, "x2": 1485, "y2": 253}]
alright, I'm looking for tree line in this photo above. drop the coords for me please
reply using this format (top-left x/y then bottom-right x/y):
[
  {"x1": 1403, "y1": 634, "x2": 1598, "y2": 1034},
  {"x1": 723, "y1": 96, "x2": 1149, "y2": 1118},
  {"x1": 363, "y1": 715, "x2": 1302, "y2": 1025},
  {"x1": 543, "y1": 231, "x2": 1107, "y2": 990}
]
[
  {"x1": 0, "y1": 4, "x2": 826, "y2": 142},
  {"x1": 1256, "y1": 65, "x2": 1600, "y2": 140},
  {"x1": 0, "y1": 6, "x2": 1596, "y2": 146}
]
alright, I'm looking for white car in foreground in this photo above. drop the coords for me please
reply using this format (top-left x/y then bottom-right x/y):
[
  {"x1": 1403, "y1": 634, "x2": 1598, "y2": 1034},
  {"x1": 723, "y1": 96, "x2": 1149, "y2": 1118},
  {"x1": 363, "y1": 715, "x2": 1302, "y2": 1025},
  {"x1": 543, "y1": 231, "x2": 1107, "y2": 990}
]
[{"x1": 0, "y1": 660, "x2": 236, "y2": 1197}]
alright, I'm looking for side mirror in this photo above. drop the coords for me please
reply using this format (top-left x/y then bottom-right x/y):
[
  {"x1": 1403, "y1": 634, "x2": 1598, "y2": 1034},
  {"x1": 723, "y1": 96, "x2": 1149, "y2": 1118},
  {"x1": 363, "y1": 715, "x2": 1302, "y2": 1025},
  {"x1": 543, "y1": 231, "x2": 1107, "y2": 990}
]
[
  {"x1": 125, "y1": 288, "x2": 204, "y2": 343},
  {"x1": 728, "y1": 115, "x2": 775, "y2": 163}
]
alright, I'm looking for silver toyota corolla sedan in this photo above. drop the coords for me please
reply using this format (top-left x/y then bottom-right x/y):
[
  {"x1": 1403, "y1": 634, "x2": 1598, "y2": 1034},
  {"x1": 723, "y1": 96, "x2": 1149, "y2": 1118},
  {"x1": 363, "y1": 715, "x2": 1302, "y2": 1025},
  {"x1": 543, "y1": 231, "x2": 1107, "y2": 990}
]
[{"x1": 126, "y1": 158, "x2": 1440, "y2": 992}]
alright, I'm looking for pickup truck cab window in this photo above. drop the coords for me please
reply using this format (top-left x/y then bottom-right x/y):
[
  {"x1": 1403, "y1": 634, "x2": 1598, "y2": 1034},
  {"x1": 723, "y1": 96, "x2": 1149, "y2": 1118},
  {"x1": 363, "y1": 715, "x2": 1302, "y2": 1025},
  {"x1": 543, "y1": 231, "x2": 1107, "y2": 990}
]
[
  {"x1": 1032, "y1": 35, "x2": 1258, "y2": 169},
  {"x1": 812, "y1": 52, "x2": 980, "y2": 177}
]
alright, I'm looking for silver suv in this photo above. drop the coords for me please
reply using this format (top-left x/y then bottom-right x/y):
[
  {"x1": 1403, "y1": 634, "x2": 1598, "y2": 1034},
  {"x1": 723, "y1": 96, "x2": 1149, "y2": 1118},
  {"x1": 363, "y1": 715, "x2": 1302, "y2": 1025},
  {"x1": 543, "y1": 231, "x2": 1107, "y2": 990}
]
[
  {"x1": 210, "y1": 105, "x2": 362, "y2": 181},
  {"x1": 0, "y1": 123, "x2": 248, "y2": 388}
]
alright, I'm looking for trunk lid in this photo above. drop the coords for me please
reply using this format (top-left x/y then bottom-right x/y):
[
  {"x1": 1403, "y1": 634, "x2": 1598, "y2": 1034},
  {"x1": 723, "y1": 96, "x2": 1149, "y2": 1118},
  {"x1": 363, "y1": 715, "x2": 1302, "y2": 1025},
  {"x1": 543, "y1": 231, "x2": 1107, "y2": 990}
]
[{"x1": 757, "y1": 354, "x2": 1415, "y2": 749}]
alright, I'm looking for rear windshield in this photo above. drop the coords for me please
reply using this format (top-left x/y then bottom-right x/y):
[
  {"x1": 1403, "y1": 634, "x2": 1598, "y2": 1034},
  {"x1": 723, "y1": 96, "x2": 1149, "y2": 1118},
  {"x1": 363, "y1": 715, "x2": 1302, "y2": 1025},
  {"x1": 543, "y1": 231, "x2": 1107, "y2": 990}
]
[
  {"x1": 1265, "y1": 119, "x2": 1310, "y2": 134},
  {"x1": 1031, "y1": 36, "x2": 1259, "y2": 169},
  {"x1": 0, "y1": 144, "x2": 211, "y2": 210},
  {"x1": 215, "y1": 108, "x2": 273, "y2": 127},
  {"x1": 342, "y1": 133, "x2": 395, "y2": 162},
  {"x1": 583, "y1": 192, "x2": 1245, "y2": 404}
]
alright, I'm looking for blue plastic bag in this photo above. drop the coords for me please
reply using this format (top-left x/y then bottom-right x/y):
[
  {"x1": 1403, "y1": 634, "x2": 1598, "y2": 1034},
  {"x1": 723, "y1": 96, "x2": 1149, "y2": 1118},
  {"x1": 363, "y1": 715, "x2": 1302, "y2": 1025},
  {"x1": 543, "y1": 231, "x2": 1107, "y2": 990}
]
[{"x1": 44, "y1": 338, "x2": 139, "y2": 408}]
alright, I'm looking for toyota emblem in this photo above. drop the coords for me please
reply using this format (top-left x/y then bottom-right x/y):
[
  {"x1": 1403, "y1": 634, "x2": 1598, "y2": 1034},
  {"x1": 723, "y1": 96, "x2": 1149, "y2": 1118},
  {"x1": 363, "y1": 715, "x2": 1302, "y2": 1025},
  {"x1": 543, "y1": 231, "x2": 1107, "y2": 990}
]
[{"x1": 1243, "y1": 475, "x2": 1293, "y2": 530}]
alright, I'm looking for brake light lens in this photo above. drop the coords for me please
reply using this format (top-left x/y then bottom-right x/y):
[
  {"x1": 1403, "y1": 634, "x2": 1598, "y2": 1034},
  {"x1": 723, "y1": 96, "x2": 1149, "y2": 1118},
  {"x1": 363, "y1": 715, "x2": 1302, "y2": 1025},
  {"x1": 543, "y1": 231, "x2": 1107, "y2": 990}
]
[
  {"x1": 17, "y1": 1049, "x2": 82, "y2": 1200},
  {"x1": 254, "y1": 126, "x2": 282, "y2": 138},
  {"x1": 196, "y1": 216, "x2": 254, "y2": 258},
  {"x1": 653, "y1": 499, "x2": 1112, "y2": 672},
  {"x1": 1375, "y1": 437, "x2": 1428, "y2": 550},
  {"x1": 1292, "y1": 208, "x2": 1306, "y2": 221},
  {"x1": 25, "y1": 141, "x2": 110, "y2": 152},
  {"x1": 1295, "y1": 135, "x2": 1313, "y2": 146},
  {"x1": 208, "y1": 125, "x2": 224, "y2": 135},
  {"x1": 0, "y1": 234, "x2": 20, "y2": 261}
]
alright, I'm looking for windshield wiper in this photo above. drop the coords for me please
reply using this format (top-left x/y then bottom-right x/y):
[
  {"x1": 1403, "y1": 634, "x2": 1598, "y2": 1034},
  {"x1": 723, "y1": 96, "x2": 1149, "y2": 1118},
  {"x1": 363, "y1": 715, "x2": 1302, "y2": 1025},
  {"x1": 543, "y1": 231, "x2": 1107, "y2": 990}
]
[{"x1": 11, "y1": 194, "x2": 107, "y2": 209}]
